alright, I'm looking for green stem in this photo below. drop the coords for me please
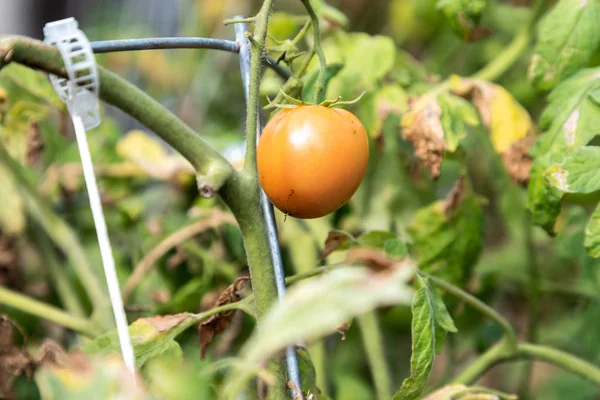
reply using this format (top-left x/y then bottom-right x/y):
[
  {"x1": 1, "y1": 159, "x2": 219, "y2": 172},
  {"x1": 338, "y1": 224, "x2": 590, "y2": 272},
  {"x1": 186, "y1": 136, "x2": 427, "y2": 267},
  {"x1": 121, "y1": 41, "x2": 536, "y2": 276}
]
[
  {"x1": 472, "y1": 0, "x2": 546, "y2": 82},
  {"x1": 35, "y1": 229, "x2": 86, "y2": 318},
  {"x1": 300, "y1": 0, "x2": 327, "y2": 103},
  {"x1": 0, "y1": 35, "x2": 233, "y2": 196},
  {"x1": 471, "y1": 31, "x2": 529, "y2": 82},
  {"x1": 0, "y1": 143, "x2": 112, "y2": 329},
  {"x1": 452, "y1": 340, "x2": 512, "y2": 384},
  {"x1": 242, "y1": 0, "x2": 276, "y2": 175},
  {"x1": 517, "y1": 343, "x2": 600, "y2": 384},
  {"x1": 0, "y1": 285, "x2": 100, "y2": 337},
  {"x1": 358, "y1": 311, "x2": 392, "y2": 400},
  {"x1": 518, "y1": 217, "x2": 541, "y2": 399},
  {"x1": 453, "y1": 340, "x2": 600, "y2": 387},
  {"x1": 423, "y1": 273, "x2": 517, "y2": 347}
]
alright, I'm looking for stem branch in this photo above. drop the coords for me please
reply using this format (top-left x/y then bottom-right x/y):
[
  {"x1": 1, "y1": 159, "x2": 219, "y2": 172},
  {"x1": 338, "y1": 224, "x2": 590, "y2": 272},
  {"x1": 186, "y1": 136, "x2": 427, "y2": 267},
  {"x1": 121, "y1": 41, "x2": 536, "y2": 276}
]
[
  {"x1": 358, "y1": 311, "x2": 392, "y2": 400},
  {"x1": 0, "y1": 285, "x2": 100, "y2": 337},
  {"x1": 299, "y1": 0, "x2": 327, "y2": 103}
]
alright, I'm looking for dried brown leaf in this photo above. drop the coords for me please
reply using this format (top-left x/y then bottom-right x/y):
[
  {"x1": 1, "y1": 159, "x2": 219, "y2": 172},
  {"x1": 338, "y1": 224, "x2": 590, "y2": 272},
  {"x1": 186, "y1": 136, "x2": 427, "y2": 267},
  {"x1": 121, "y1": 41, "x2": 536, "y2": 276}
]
[
  {"x1": 288, "y1": 381, "x2": 304, "y2": 400},
  {"x1": 320, "y1": 231, "x2": 352, "y2": 261},
  {"x1": 502, "y1": 135, "x2": 534, "y2": 185},
  {"x1": 401, "y1": 96, "x2": 445, "y2": 179},
  {"x1": 423, "y1": 384, "x2": 468, "y2": 400},
  {"x1": 346, "y1": 247, "x2": 397, "y2": 272},
  {"x1": 336, "y1": 321, "x2": 351, "y2": 340},
  {"x1": 0, "y1": 233, "x2": 19, "y2": 289},
  {"x1": 143, "y1": 312, "x2": 192, "y2": 332},
  {"x1": 198, "y1": 277, "x2": 249, "y2": 360},
  {"x1": 0, "y1": 316, "x2": 33, "y2": 398},
  {"x1": 35, "y1": 339, "x2": 66, "y2": 367},
  {"x1": 25, "y1": 121, "x2": 44, "y2": 166}
]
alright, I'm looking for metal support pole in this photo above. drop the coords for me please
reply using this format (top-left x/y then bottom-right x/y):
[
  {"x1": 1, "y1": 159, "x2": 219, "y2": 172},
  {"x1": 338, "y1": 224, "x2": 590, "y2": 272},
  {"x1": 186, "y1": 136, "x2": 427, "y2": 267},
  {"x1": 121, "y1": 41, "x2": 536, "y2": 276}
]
[{"x1": 234, "y1": 17, "x2": 303, "y2": 398}]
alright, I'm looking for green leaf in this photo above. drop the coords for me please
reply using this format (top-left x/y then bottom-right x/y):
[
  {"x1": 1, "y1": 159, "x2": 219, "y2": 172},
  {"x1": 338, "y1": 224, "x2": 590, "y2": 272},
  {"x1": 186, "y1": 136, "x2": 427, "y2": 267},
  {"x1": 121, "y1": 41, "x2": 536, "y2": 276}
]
[
  {"x1": 0, "y1": 64, "x2": 63, "y2": 109},
  {"x1": 223, "y1": 263, "x2": 415, "y2": 398},
  {"x1": 393, "y1": 276, "x2": 457, "y2": 399},
  {"x1": 393, "y1": 279, "x2": 436, "y2": 400},
  {"x1": 145, "y1": 356, "x2": 214, "y2": 400},
  {"x1": 84, "y1": 313, "x2": 196, "y2": 367},
  {"x1": 585, "y1": 203, "x2": 600, "y2": 258},
  {"x1": 408, "y1": 180, "x2": 483, "y2": 285},
  {"x1": 438, "y1": 93, "x2": 480, "y2": 152},
  {"x1": 529, "y1": 0, "x2": 600, "y2": 90},
  {"x1": 527, "y1": 69, "x2": 600, "y2": 232},
  {"x1": 545, "y1": 147, "x2": 600, "y2": 194},
  {"x1": 357, "y1": 231, "x2": 398, "y2": 248},
  {"x1": 536, "y1": 68, "x2": 600, "y2": 155},
  {"x1": 384, "y1": 239, "x2": 409, "y2": 259},
  {"x1": 527, "y1": 158, "x2": 563, "y2": 234},
  {"x1": 297, "y1": 347, "x2": 320, "y2": 397},
  {"x1": 437, "y1": 0, "x2": 486, "y2": 40},
  {"x1": 302, "y1": 63, "x2": 343, "y2": 103},
  {"x1": 322, "y1": 33, "x2": 396, "y2": 99},
  {"x1": 357, "y1": 85, "x2": 408, "y2": 139}
]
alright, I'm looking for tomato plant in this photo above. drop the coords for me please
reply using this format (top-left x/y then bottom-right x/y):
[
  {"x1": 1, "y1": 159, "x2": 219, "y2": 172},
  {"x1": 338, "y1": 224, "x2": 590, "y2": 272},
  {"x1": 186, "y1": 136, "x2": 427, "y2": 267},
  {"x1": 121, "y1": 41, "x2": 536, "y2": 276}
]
[{"x1": 1, "y1": 0, "x2": 600, "y2": 399}]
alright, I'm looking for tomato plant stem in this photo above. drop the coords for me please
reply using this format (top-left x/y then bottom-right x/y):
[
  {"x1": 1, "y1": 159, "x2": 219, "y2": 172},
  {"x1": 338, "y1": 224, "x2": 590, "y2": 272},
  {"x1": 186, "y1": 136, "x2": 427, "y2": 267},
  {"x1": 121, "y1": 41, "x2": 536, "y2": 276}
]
[
  {"x1": 0, "y1": 285, "x2": 101, "y2": 338},
  {"x1": 518, "y1": 217, "x2": 541, "y2": 399},
  {"x1": 358, "y1": 311, "x2": 392, "y2": 400},
  {"x1": 299, "y1": 0, "x2": 327, "y2": 103},
  {"x1": 453, "y1": 339, "x2": 600, "y2": 387},
  {"x1": 0, "y1": 35, "x2": 234, "y2": 197},
  {"x1": 423, "y1": 273, "x2": 518, "y2": 348}
]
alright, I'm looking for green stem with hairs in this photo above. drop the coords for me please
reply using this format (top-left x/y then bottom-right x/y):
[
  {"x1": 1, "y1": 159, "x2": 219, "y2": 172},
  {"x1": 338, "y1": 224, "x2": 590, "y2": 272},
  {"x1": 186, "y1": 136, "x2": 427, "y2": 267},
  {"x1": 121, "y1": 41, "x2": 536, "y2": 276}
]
[
  {"x1": 358, "y1": 311, "x2": 392, "y2": 400},
  {"x1": 0, "y1": 285, "x2": 100, "y2": 337},
  {"x1": 299, "y1": 0, "x2": 327, "y2": 103}
]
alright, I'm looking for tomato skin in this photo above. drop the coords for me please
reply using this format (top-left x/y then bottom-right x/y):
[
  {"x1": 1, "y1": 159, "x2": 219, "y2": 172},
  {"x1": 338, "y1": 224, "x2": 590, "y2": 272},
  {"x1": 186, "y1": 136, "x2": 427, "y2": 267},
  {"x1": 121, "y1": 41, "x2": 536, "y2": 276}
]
[{"x1": 257, "y1": 105, "x2": 369, "y2": 219}]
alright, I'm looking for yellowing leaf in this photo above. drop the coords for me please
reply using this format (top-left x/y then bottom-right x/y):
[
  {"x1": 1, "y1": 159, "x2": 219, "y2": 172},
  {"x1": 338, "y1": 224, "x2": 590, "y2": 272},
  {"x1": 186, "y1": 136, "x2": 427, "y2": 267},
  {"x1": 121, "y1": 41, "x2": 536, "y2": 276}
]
[
  {"x1": 116, "y1": 130, "x2": 193, "y2": 180},
  {"x1": 451, "y1": 76, "x2": 535, "y2": 153},
  {"x1": 0, "y1": 162, "x2": 25, "y2": 235}
]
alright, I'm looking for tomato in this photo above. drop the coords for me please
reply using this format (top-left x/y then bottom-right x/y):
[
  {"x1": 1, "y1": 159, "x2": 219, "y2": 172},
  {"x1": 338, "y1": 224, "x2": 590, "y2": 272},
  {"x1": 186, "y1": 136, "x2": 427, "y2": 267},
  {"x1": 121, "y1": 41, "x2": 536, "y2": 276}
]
[{"x1": 257, "y1": 105, "x2": 369, "y2": 219}]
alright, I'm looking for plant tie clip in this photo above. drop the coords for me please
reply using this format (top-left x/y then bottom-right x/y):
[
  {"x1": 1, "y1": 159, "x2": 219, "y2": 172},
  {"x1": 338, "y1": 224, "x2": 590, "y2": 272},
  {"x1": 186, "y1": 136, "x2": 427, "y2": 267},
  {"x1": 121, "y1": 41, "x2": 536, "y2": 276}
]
[{"x1": 43, "y1": 17, "x2": 136, "y2": 378}]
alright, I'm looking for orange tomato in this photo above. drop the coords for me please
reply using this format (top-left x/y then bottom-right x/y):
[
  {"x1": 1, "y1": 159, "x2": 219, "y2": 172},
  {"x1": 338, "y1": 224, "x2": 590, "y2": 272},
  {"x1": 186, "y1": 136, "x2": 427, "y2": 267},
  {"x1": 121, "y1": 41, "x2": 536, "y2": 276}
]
[{"x1": 257, "y1": 105, "x2": 369, "y2": 219}]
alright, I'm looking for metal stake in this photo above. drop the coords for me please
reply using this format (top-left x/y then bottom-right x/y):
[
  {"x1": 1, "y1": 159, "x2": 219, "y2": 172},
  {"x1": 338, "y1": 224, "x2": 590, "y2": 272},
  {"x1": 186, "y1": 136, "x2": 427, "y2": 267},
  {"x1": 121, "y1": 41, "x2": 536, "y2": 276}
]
[{"x1": 234, "y1": 17, "x2": 303, "y2": 398}]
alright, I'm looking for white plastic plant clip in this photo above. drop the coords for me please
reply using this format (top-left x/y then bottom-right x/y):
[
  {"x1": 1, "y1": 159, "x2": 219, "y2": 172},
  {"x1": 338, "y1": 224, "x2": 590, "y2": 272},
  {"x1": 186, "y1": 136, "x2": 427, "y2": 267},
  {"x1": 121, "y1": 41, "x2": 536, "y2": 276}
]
[{"x1": 43, "y1": 18, "x2": 136, "y2": 378}]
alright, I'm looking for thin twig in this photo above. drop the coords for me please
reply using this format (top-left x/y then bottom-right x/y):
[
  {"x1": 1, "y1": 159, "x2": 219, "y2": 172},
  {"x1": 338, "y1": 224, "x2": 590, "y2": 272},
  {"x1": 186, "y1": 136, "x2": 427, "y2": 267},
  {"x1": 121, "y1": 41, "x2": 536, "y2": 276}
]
[{"x1": 122, "y1": 209, "x2": 237, "y2": 301}]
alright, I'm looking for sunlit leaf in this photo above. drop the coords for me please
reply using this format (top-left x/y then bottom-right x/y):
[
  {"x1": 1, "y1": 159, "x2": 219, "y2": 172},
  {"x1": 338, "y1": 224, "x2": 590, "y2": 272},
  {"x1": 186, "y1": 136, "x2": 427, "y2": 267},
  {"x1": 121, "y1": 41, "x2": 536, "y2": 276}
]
[
  {"x1": 529, "y1": 0, "x2": 600, "y2": 90},
  {"x1": 545, "y1": 147, "x2": 600, "y2": 194},
  {"x1": 116, "y1": 130, "x2": 193, "y2": 180},
  {"x1": 224, "y1": 262, "x2": 415, "y2": 398},
  {"x1": 35, "y1": 354, "x2": 149, "y2": 400},
  {"x1": 0, "y1": 163, "x2": 25, "y2": 235},
  {"x1": 84, "y1": 313, "x2": 196, "y2": 367}
]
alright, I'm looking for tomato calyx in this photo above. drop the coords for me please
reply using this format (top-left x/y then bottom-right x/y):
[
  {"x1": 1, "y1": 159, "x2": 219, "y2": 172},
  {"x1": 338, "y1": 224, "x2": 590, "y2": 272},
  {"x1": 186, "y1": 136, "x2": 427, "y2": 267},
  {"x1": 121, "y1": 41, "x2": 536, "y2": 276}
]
[{"x1": 265, "y1": 89, "x2": 365, "y2": 111}]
